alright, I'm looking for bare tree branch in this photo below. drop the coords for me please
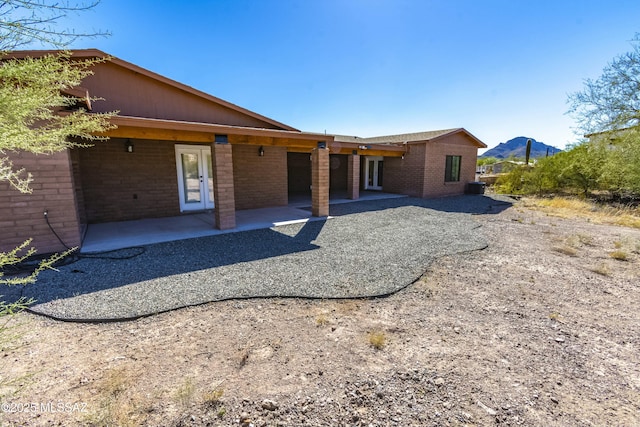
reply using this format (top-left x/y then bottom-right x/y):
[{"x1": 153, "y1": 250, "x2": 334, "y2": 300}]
[{"x1": 0, "y1": 0, "x2": 109, "y2": 50}]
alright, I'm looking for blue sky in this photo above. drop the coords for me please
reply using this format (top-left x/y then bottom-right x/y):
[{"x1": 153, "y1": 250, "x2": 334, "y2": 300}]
[{"x1": 53, "y1": 0, "x2": 640, "y2": 151}]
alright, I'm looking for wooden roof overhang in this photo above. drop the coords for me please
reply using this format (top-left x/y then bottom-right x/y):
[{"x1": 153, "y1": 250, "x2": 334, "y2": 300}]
[{"x1": 103, "y1": 115, "x2": 406, "y2": 157}]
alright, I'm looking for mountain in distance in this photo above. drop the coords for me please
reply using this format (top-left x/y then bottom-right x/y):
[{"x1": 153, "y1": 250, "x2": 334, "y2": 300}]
[{"x1": 480, "y1": 136, "x2": 562, "y2": 159}]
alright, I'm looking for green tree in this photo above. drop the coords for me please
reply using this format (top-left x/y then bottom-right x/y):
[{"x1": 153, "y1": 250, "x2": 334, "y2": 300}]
[
  {"x1": 567, "y1": 35, "x2": 640, "y2": 136},
  {"x1": 558, "y1": 141, "x2": 607, "y2": 196},
  {"x1": 1, "y1": 51, "x2": 114, "y2": 193},
  {"x1": 567, "y1": 34, "x2": 640, "y2": 198},
  {"x1": 521, "y1": 155, "x2": 563, "y2": 195},
  {"x1": 1, "y1": 2, "x2": 114, "y2": 304},
  {"x1": 495, "y1": 165, "x2": 525, "y2": 194},
  {"x1": 477, "y1": 156, "x2": 500, "y2": 166},
  {"x1": 599, "y1": 129, "x2": 640, "y2": 196}
]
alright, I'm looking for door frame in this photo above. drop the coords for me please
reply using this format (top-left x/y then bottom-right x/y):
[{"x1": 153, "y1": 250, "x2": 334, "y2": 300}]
[
  {"x1": 175, "y1": 144, "x2": 215, "y2": 212},
  {"x1": 364, "y1": 156, "x2": 384, "y2": 190}
]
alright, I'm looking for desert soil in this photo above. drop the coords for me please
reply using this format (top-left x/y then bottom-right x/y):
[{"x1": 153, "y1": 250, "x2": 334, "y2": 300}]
[{"x1": 1, "y1": 198, "x2": 639, "y2": 427}]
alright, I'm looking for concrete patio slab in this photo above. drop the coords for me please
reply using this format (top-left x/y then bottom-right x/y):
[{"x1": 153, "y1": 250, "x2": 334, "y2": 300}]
[
  {"x1": 80, "y1": 192, "x2": 407, "y2": 253},
  {"x1": 81, "y1": 206, "x2": 317, "y2": 253}
]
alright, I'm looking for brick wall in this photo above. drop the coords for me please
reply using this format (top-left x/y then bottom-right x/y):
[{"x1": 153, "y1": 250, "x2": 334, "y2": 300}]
[
  {"x1": 232, "y1": 144, "x2": 288, "y2": 210},
  {"x1": 211, "y1": 143, "x2": 236, "y2": 230},
  {"x1": 382, "y1": 145, "x2": 426, "y2": 197},
  {"x1": 78, "y1": 138, "x2": 180, "y2": 223},
  {"x1": 0, "y1": 150, "x2": 81, "y2": 254},
  {"x1": 346, "y1": 155, "x2": 360, "y2": 199},
  {"x1": 311, "y1": 148, "x2": 329, "y2": 217},
  {"x1": 422, "y1": 134, "x2": 479, "y2": 197},
  {"x1": 69, "y1": 148, "x2": 86, "y2": 225}
]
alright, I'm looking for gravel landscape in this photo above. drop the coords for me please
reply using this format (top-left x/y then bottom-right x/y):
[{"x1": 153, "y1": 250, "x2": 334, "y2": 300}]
[
  {"x1": 4, "y1": 196, "x2": 496, "y2": 321},
  {"x1": 1, "y1": 195, "x2": 639, "y2": 426}
]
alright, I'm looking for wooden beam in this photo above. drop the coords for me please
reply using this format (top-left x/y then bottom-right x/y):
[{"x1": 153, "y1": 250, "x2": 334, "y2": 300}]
[
  {"x1": 109, "y1": 115, "x2": 330, "y2": 141},
  {"x1": 101, "y1": 119, "x2": 406, "y2": 157},
  {"x1": 101, "y1": 126, "x2": 216, "y2": 143}
]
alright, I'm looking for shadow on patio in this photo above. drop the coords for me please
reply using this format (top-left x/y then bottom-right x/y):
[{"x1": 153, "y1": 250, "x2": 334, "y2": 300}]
[{"x1": 6, "y1": 218, "x2": 327, "y2": 308}]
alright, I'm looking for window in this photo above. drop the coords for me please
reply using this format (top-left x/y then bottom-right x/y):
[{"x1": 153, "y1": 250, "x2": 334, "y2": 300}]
[{"x1": 445, "y1": 155, "x2": 461, "y2": 182}]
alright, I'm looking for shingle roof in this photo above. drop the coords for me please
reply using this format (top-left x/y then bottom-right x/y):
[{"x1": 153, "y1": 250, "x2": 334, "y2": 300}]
[
  {"x1": 358, "y1": 128, "x2": 462, "y2": 144},
  {"x1": 334, "y1": 128, "x2": 461, "y2": 144},
  {"x1": 333, "y1": 128, "x2": 486, "y2": 148},
  {"x1": 333, "y1": 135, "x2": 364, "y2": 143}
]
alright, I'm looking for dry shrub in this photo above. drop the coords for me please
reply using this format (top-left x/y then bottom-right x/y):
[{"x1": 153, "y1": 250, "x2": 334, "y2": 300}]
[
  {"x1": 315, "y1": 313, "x2": 329, "y2": 326},
  {"x1": 368, "y1": 331, "x2": 387, "y2": 350},
  {"x1": 552, "y1": 245, "x2": 578, "y2": 257},
  {"x1": 524, "y1": 197, "x2": 640, "y2": 229},
  {"x1": 609, "y1": 250, "x2": 629, "y2": 261},
  {"x1": 86, "y1": 367, "x2": 150, "y2": 427},
  {"x1": 590, "y1": 263, "x2": 611, "y2": 276},
  {"x1": 174, "y1": 377, "x2": 195, "y2": 406}
]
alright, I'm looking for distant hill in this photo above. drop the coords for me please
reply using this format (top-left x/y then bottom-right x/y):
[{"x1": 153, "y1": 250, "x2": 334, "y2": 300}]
[{"x1": 480, "y1": 137, "x2": 562, "y2": 159}]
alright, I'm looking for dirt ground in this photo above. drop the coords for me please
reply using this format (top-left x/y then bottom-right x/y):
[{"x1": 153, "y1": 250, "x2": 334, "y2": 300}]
[{"x1": 1, "y1": 198, "x2": 639, "y2": 426}]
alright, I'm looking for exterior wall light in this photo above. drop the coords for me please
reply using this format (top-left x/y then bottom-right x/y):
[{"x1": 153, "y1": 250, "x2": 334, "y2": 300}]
[
  {"x1": 258, "y1": 146, "x2": 264, "y2": 157},
  {"x1": 125, "y1": 139, "x2": 134, "y2": 153}
]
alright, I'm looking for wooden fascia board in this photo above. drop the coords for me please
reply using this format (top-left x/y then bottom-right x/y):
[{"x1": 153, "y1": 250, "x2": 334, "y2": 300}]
[
  {"x1": 104, "y1": 116, "x2": 405, "y2": 156},
  {"x1": 331, "y1": 144, "x2": 405, "y2": 157},
  {"x1": 286, "y1": 146, "x2": 404, "y2": 157},
  {"x1": 354, "y1": 148, "x2": 404, "y2": 157},
  {"x1": 104, "y1": 116, "x2": 332, "y2": 144}
]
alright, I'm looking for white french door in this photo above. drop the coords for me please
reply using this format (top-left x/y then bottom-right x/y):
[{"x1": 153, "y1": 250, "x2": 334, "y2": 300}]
[
  {"x1": 364, "y1": 156, "x2": 384, "y2": 190},
  {"x1": 175, "y1": 145, "x2": 214, "y2": 211}
]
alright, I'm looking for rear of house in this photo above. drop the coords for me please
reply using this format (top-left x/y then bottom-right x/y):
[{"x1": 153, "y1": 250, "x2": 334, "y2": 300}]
[{"x1": 0, "y1": 50, "x2": 486, "y2": 255}]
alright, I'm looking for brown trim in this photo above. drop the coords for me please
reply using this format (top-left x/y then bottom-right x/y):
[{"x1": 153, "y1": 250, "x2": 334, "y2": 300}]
[
  {"x1": 102, "y1": 115, "x2": 406, "y2": 157},
  {"x1": 106, "y1": 115, "x2": 328, "y2": 140}
]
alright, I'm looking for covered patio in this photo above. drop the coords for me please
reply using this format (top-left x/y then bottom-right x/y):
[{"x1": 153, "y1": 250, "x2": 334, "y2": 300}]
[{"x1": 80, "y1": 191, "x2": 406, "y2": 253}]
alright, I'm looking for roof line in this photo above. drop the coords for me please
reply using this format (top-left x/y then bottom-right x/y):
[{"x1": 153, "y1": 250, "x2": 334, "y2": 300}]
[
  {"x1": 4, "y1": 48, "x2": 299, "y2": 132},
  {"x1": 335, "y1": 128, "x2": 487, "y2": 148},
  {"x1": 426, "y1": 128, "x2": 487, "y2": 148},
  {"x1": 362, "y1": 128, "x2": 462, "y2": 142}
]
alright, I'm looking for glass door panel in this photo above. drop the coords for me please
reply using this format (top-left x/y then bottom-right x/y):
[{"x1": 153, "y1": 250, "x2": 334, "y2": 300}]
[
  {"x1": 175, "y1": 145, "x2": 215, "y2": 211},
  {"x1": 364, "y1": 156, "x2": 384, "y2": 190},
  {"x1": 206, "y1": 153, "x2": 214, "y2": 204},
  {"x1": 181, "y1": 153, "x2": 201, "y2": 204}
]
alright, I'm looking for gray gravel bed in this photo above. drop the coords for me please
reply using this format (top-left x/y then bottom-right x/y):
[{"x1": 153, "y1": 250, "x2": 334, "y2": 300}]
[{"x1": 4, "y1": 195, "x2": 511, "y2": 321}]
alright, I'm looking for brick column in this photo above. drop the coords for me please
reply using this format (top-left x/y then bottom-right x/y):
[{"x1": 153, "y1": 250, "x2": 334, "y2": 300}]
[
  {"x1": 347, "y1": 154, "x2": 360, "y2": 200},
  {"x1": 211, "y1": 143, "x2": 236, "y2": 230},
  {"x1": 311, "y1": 147, "x2": 329, "y2": 217}
]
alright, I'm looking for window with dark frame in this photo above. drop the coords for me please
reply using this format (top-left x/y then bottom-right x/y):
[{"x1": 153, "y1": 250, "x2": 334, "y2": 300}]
[{"x1": 445, "y1": 155, "x2": 461, "y2": 182}]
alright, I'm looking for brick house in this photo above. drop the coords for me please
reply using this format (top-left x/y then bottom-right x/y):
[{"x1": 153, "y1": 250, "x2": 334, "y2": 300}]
[{"x1": 0, "y1": 49, "x2": 486, "y2": 254}]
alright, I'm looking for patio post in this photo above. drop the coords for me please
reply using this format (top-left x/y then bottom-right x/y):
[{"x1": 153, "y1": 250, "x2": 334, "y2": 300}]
[
  {"x1": 311, "y1": 144, "x2": 329, "y2": 217},
  {"x1": 211, "y1": 140, "x2": 236, "y2": 230},
  {"x1": 347, "y1": 154, "x2": 360, "y2": 200}
]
